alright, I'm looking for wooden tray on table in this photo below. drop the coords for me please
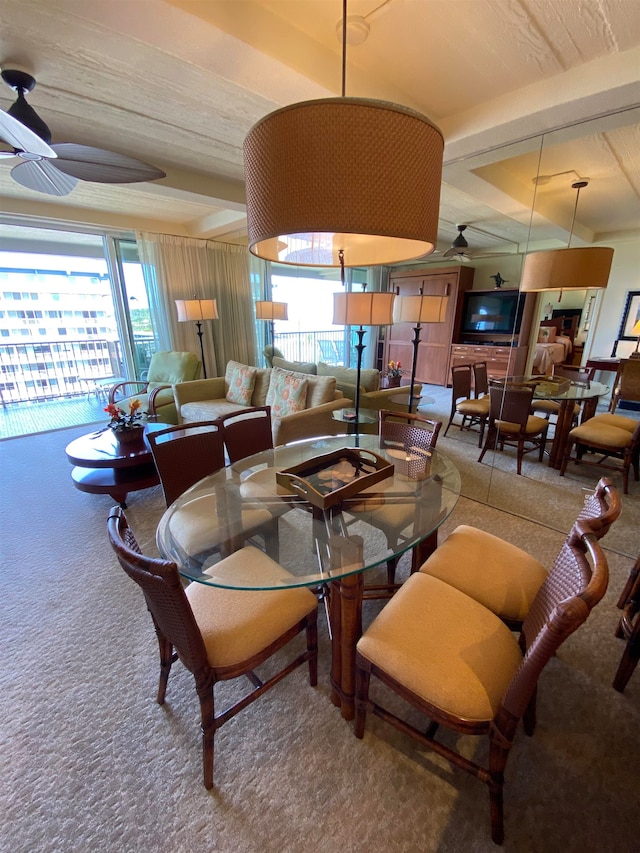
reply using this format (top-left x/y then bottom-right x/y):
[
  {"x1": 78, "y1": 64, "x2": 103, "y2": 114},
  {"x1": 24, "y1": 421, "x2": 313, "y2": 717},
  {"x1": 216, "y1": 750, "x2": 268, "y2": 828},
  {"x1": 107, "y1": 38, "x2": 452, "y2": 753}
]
[{"x1": 275, "y1": 447, "x2": 393, "y2": 510}]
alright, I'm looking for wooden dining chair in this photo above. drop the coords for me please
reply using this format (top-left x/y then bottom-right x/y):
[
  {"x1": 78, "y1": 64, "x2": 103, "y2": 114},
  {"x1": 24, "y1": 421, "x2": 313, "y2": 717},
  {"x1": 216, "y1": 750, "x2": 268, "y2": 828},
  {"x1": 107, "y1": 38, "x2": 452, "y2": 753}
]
[
  {"x1": 419, "y1": 476, "x2": 621, "y2": 629},
  {"x1": 354, "y1": 522, "x2": 609, "y2": 845},
  {"x1": 146, "y1": 420, "x2": 225, "y2": 506},
  {"x1": 472, "y1": 360, "x2": 489, "y2": 398},
  {"x1": 560, "y1": 413, "x2": 640, "y2": 494},
  {"x1": 350, "y1": 409, "x2": 443, "y2": 596},
  {"x1": 216, "y1": 406, "x2": 273, "y2": 464},
  {"x1": 444, "y1": 364, "x2": 490, "y2": 446},
  {"x1": 532, "y1": 364, "x2": 592, "y2": 421},
  {"x1": 107, "y1": 506, "x2": 318, "y2": 789},
  {"x1": 609, "y1": 357, "x2": 640, "y2": 414},
  {"x1": 613, "y1": 549, "x2": 640, "y2": 692},
  {"x1": 478, "y1": 383, "x2": 549, "y2": 475},
  {"x1": 147, "y1": 419, "x2": 278, "y2": 561}
]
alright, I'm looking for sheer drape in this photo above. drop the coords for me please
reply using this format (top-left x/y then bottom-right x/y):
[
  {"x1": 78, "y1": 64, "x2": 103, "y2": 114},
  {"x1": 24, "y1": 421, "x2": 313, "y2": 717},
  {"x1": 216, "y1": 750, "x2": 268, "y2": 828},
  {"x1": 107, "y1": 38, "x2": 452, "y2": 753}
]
[{"x1": 136, "y1": 232, "x2": 257, "y2": 376}]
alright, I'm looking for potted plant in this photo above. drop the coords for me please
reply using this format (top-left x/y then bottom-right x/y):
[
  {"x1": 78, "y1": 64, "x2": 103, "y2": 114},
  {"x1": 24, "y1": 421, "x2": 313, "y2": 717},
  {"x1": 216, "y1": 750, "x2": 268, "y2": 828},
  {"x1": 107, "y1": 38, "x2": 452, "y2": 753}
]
[
  {"x1": 104, "y1": 399, "x2": 145, "y2": 444},
  {"x1": 385, "y1": 360, "x2": 404, "y2": 388}
]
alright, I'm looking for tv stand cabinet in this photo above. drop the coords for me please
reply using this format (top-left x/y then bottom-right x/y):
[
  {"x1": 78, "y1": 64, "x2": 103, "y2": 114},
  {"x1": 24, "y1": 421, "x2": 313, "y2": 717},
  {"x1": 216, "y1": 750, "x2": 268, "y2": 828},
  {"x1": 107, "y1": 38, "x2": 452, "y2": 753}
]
[{"x1": 449, "y1": 292, "x2": 536, "y2": 382}]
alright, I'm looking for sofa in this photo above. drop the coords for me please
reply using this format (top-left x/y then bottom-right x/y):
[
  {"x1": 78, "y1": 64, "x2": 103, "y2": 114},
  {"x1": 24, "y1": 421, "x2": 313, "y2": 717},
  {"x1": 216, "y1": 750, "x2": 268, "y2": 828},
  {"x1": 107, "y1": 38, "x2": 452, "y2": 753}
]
[
  {"x1": 173, "y1": 360, "x2": 350, "y2": 446},
  {"x1": 272, "y1": 356, "x2": 422, "y2": 426}
]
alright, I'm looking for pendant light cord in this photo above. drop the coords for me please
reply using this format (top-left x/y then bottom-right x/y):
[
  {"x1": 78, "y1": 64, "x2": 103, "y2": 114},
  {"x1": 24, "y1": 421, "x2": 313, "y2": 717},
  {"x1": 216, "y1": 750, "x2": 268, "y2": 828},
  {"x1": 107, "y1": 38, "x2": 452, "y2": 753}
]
[
  {"x1": 567, "y1": 179, "x2": 588, "y2": 248},
  {"x1": 341, "y1": 0, "x2": 347, "y2": 97}
]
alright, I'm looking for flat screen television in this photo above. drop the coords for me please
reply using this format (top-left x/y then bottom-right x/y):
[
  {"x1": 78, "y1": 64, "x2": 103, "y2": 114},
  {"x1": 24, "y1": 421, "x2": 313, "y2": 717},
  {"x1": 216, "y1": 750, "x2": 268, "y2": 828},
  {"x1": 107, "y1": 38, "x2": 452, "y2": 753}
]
[{"x1": 460, "y1": 289, "x2": 525, "y2": 335}]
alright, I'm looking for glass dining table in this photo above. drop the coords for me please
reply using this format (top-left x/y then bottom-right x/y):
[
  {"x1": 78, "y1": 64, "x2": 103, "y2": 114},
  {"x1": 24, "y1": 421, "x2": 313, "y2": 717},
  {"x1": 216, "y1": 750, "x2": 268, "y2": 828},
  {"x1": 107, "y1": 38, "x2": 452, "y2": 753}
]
[
  {"x1": 506, "y1": 375, "x2": 610, "y2": 468},
  {"x1": 157, "y1": 433, "x2": 461, "y2": 720}
]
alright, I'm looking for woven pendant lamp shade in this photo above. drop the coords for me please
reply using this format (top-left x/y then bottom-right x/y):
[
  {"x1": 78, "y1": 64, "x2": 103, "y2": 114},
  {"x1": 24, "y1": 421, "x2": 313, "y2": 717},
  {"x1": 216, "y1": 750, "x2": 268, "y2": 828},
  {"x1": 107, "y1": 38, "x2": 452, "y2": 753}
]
[
  {"x1": 243, "y1": 98, "x2": 443, "y2": 268},
  {"x1": 521, "y1": 246, "x2": 614, "y2": 292}
]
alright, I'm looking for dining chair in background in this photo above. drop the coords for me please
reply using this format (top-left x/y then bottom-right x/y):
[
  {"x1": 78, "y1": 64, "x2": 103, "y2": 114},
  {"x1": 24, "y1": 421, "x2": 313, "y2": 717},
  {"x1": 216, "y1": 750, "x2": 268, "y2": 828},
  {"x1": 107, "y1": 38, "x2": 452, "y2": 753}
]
[
  {"x1": 531, "y1": 364, "x2": 593, "y2": 422},
  {"x1": 147, "y1": 420, "x2": 225, "y2": 507},
  {"x1": 613, "y1": 549, "x2": 640, "y2": 692},
  {"x1": 478, "y1": 383, "x2": 549, "y2": 475},
  {"x1": 350, "y1": 409, "x2": 443, "y2": 596},
  {"x1": 216, "y1": 406, "x2": 274, "y2": 464},
  {"x1": 419, "y1": 476, "x2": 620, "y2": 629},
  {"x1": 107, "y1": 507, "x2": 318, "y2": 790},
  {"x1": 147, "y1": 420, "x2": 278, "y2": 561},
  {"x1": 444, "y1": 363, "x2": 490, "y2": 446},
  {"x1": 609, "y1": 357, "x2": 640, "y2": 414},
  {"x1": 472, "y1": 360, "x2": 489, "y2": 399},
  {"x1": 560, "y1": 413, "x2": 640, "y2": 494},
  {"x1": 353, "y1": 522, "x2": 609, "y2": 845}
]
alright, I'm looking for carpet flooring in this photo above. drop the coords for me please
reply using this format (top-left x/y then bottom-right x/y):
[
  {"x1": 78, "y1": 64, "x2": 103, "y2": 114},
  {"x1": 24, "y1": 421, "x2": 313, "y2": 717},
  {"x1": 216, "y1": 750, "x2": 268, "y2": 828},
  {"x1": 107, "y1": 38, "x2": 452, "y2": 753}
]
[{"x1": 1, "y1": 409, "x2": 638, "y2": 853}]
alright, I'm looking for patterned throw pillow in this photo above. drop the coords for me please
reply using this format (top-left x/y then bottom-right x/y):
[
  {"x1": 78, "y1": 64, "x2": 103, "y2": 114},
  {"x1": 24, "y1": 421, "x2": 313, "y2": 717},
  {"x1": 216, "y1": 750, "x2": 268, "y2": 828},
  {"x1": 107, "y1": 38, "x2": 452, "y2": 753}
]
[
  {"x1": 266, "y1": 368, "x2": 309, "y2": 418},
  {"x1": 225, "y1": 361, "x2": 257, "y2": 405}
]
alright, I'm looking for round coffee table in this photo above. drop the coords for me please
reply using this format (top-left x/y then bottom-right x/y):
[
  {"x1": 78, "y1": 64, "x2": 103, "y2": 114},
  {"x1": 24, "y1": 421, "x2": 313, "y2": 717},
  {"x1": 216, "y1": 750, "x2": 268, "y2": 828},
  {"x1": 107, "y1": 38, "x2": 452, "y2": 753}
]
[
  {"x1": 388, "y1": 392, "x2": 436, "y2": 411},
  {"x1": 65, "y1": 422, "x2": 168, "y2": 507},
  {"x1": 332, "y1": 407, "x2": 378, "y2": 434}
]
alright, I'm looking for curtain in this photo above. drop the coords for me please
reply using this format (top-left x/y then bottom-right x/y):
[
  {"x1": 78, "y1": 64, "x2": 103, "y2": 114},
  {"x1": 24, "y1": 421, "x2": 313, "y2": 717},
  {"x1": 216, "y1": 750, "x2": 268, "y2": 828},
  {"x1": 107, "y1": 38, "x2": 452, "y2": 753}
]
[{"x1": 136, "y1": 233, "x2": 257, "y2": 377}]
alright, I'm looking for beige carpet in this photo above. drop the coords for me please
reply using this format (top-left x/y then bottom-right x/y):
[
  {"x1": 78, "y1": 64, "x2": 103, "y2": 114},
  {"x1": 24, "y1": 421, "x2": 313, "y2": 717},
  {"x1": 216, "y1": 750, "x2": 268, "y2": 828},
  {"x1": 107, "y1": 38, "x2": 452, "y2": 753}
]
[{"x1": 1, "y1": 417, "x2": 638, "y2": 853}]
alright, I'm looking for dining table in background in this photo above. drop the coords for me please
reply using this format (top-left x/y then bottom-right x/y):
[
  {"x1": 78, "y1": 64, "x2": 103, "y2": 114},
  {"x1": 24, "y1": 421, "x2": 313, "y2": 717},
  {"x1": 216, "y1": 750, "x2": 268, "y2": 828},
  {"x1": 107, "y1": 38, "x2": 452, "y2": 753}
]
[
  {"x1": 507, "y1": 376, "x2": 610, "y2": 469},
  {"x1": 156, "y1": 433, "x2": 461, "y2": 720}
]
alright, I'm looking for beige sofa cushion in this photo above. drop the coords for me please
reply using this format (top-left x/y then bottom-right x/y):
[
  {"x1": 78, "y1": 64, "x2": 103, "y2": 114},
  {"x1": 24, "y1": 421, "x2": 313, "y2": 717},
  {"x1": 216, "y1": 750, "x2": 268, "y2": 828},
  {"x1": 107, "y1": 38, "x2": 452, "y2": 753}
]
[
  {"x1": 306, "y1": 373, "x2": 337, "y2": 407},
  {"x1": 252, "y1": 368, "x2": 272, "y2": 406},
  {"x1": 317, "y1": 362, "x2": 380, "y2": 392},
  {"x1": 273, "y1": 356, "x2": 317, "y2": 375}
]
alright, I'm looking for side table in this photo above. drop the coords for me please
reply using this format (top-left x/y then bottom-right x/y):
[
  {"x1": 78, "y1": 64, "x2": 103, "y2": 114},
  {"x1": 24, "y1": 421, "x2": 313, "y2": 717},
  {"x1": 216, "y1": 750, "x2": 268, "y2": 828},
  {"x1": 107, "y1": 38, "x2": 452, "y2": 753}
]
[{"x1": 65, "y1": 422, "x2": 168, "y2": 507}]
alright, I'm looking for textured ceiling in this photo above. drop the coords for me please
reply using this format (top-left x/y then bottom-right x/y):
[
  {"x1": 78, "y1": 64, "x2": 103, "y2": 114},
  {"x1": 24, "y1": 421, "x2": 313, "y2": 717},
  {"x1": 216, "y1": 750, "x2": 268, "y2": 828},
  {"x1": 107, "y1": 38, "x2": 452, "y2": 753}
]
[{"x1": 0, "y1": 0, "x2": 638, "y2": 256}]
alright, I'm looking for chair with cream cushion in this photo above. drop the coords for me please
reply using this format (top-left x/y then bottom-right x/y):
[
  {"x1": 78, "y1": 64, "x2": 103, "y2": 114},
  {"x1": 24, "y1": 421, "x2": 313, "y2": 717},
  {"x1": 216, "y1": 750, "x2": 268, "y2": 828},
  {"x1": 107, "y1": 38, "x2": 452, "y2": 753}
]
[
  {"x1": 478, "y1": 382, "x2": 549, "y2": 475},
  {"x1": 354, "y1": 522, "x2": 609, "y2": 845},
  {"x1": 419, "y1": 476, "x2": 620, "y2": 629},
  {"x1": 216, "y1": 406, "x2": 274, "y2": 464},
  {"x1": 147, "y1": 420, "x2": 278, "y2": 562},
  {"x1": 610, "y1": 357, "x2": 640, "y2": 414},
  {"x1": 107, "y1": 507, "x2": 318, "y2": 789},
  {"x1": 444, "y1": 364, "x2": 490, "y2": 446},
  {"x1": 560, "y1": 413, "x2": 640, "y2": 494}
]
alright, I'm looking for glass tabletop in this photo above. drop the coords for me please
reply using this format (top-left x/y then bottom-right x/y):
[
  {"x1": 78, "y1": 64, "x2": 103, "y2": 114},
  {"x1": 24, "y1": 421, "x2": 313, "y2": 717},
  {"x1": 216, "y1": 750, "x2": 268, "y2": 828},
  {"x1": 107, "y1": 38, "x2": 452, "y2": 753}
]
[
  {"x1": 388, "y1": 392, "x2": 436, "y2": 409},
  {"x1": 505, "y1": 376, "x2": 609, "y2": 402},
  {"x1": 156, "y1": 434, "x2": 461, "y2": 590}
]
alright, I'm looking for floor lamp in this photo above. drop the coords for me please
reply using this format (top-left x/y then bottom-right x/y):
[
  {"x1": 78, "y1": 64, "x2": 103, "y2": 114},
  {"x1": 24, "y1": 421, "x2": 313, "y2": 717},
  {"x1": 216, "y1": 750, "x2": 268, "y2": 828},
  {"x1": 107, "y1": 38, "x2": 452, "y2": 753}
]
[
  {"x1": 175, "y1": 298, "x2": 218, "y2": 379},
  {"x1": 393, "y1": 289, "x2": 449, "y2": 414},
  {"x1": 255, "y1": 300, "x2": 288, "y2": 350},
  {"x1": 333, "y1": 279, "x2": 395, "y2": 436}
]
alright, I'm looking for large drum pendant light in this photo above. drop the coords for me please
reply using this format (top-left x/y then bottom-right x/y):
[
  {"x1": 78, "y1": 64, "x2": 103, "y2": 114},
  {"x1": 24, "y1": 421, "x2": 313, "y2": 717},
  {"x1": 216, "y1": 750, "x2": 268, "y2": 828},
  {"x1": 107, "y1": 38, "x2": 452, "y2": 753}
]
[{"x1": 243, "y1": 2, "x2": 444, "y2": 268}]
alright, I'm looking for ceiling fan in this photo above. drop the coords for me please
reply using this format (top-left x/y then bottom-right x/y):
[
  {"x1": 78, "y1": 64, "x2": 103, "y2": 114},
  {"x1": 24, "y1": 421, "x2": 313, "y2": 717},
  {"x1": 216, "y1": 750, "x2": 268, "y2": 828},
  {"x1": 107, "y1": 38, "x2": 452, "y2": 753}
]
[
  {"x1": 0, "y1": 67, "x2": 166, "y2": 197},
  {"x1": 439, "y1": 224, "x2": 516, "y2": 263}
]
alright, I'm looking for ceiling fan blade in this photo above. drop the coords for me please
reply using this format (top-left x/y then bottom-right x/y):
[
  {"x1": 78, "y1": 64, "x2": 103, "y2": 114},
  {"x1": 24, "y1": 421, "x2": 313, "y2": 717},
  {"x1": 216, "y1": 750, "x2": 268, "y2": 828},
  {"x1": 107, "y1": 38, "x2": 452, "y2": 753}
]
[
  {"x1": 50, "y1": 144, "x2": 166, "y2": 184},
  {"x1": 0, "y1": 108, "x2": 57, "y2": 158},
  {"x1": 11, "y1": 159, "x2": 77, "y2": 196},
  {"x1": 442, "y1": 247, "x2": 460, "y2": 259}
]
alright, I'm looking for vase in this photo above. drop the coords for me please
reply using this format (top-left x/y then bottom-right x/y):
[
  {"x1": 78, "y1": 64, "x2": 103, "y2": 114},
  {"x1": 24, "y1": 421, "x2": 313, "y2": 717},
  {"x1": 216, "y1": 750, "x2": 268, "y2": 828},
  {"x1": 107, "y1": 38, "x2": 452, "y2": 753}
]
[
  {"x1": 386, "y1": 376, "x2": 402, "y2": 388},
  {"x1": 113, "y1": 425, "x2": 145, "y2": 446}
]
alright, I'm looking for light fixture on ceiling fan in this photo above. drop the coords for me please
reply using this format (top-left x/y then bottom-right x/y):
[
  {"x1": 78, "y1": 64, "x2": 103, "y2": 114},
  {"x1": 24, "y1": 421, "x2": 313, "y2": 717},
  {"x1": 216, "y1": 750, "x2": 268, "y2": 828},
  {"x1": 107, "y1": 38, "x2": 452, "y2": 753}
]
[
  {"x1": 0, "y1": 67, "x2": 166, "y2": 197},
  {"x1": 521, "y1": 178, "x2": 614, "y2": 298},
  {"x1": 243, "y1": 0, "x2": 444, "y2": 268},
  {"x1": 440, "y1": 224, "x2": 516, "y2": 263}
]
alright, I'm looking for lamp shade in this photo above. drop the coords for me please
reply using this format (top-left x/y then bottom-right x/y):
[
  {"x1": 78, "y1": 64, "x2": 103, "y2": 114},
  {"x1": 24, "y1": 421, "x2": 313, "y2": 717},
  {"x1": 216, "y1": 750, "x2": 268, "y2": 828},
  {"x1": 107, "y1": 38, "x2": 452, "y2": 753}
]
[
  {"x1": 520, "y1": 247, "x2": 613, "y2": 292},
  {"x1": 175, "y1": 298, "x2": 218, "y2": 322},
  {"x1": 255, "y1": 300, "x2": 288, "y2": 321},
  {"x1": 333, "y1": 291, "x2": 395, "y2": 326},
  {"x1": 632, "y1": 320, "x2": 640, "y2": 336},
  {"x1": 243, "y1": 98, "x2": 443, "y2": 267},
  {"x1": 393, "y1": 294, "x2": 448, "y2": 324}
]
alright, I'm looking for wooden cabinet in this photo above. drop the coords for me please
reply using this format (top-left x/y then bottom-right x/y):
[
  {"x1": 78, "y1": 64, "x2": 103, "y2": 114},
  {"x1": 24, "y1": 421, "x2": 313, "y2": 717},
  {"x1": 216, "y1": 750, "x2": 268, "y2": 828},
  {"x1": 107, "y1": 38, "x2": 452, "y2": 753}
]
[
  {"x1": 450, "y1": 344, "x2": 528, "y2": 381},
  {"x1": 386, "y1": 266, "x2": 474, "y2": 386}
]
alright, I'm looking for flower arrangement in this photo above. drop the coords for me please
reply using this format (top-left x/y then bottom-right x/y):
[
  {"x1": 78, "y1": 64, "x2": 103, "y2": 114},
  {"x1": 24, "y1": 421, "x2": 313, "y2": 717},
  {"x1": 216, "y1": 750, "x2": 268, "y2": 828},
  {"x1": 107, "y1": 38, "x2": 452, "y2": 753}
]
[
  {"x1": 104, "y1": 399, "x2": 144, "y2": 432},
  {"x1": 386, "y1": 360, "x2": 404, "y2": 378}
]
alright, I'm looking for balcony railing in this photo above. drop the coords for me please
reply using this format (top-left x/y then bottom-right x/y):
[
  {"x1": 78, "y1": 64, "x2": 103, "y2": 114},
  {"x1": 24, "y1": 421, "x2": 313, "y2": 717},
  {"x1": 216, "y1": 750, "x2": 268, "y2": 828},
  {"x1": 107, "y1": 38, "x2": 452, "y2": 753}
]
[
  {"x1": 0, "y1": 336, "x2": 156, "y2": 405},
  {"x1": 274, "y1": 329, "x2": 360, "y2": 367}
]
